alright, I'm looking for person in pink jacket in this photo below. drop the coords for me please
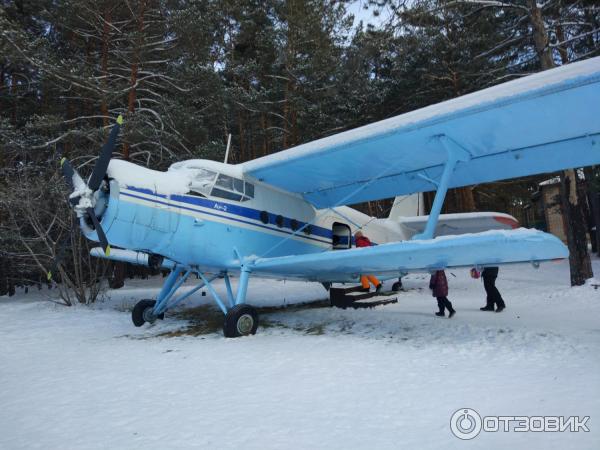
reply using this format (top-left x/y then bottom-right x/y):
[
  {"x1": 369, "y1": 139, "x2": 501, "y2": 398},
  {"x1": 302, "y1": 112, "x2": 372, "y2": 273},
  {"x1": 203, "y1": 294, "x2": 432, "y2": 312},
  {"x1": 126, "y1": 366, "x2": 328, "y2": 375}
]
[{"x1": 429, "y1": 270, "x2": 455, "y2": 318}]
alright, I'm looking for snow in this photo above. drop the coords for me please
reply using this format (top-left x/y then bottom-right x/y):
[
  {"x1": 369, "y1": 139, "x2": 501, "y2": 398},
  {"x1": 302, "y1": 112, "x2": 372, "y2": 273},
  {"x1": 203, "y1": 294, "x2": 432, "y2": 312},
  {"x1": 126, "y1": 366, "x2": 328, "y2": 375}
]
[
  {"x1": 1, "y1": 258, "x2": 599, "y2": 449},
  {"x1": 411, "y1": 226, "x2": 546, "y2": 242},
  {"x1": 241, "y1": 56, "x2": 600, "y2": 173},
  {"x1": 539, "y1": 176, "x2": 561, "y2": 186},
  {"x1": 402, "y1": 211, "x2": 516, "y2": 222},
  {"x1": 107, "y1": 159, "x2": 248, "y2": 196},
  {"x1": 107, "y1": 159, "x2": 192, "y2": 194}
]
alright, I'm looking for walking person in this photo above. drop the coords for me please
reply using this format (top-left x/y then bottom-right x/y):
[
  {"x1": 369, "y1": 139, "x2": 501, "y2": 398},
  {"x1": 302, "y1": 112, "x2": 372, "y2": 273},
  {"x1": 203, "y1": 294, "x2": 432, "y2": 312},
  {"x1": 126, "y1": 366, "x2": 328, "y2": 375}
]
[
  {"x1": 479, "y1": 267, "x2": 506, "y2": 312},
  {"x1": 430, "y1": 270, "x2": 455, "y2": 318},
  {"x1": 354, "y1": 231, "x2": 382, "y2": 293}
]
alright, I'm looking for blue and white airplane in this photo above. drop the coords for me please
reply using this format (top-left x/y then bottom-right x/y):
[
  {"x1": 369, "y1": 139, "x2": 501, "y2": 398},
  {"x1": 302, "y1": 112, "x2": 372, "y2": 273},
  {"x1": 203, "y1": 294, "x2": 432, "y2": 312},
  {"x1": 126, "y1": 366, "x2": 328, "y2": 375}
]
[{"x1": 60, "y1": 56, "x2": 600, "y2": 337}]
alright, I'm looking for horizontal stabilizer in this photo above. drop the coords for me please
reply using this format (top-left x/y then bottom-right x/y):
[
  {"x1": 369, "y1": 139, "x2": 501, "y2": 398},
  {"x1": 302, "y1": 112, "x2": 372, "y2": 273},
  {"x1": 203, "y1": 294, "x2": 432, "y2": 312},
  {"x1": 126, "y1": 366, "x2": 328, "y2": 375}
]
[
  {"x1": 397, "y1": 212, "x2": 519, "y2": 238},
  {"x1": 250, "y1": 229, "x2": 567, "y2": 282}
]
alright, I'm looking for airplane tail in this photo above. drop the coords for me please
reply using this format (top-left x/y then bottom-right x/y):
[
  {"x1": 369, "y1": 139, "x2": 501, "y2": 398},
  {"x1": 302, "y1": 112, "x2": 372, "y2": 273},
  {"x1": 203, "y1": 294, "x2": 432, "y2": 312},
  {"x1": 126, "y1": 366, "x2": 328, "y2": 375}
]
[{"x1": 388, "y1": 194, "x2": 424, "y2": 220}]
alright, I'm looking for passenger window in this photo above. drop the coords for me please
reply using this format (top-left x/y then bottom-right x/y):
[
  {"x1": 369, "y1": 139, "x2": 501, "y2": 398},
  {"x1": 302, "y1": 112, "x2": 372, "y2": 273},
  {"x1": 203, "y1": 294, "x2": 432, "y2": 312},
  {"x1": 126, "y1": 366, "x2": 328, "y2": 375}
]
[{"x1": 275, "y1": 215, "x2": 284, "y2": 228}]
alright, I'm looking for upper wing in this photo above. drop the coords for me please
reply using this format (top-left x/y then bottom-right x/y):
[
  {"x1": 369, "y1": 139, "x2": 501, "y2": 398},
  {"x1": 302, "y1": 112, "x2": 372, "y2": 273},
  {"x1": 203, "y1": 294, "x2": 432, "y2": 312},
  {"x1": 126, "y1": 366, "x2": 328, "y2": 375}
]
[
  {"x1": 249, "y1": 229, "x2": 567, "y2": 282},
  {"x1": 241, "y1": 57, "x2": 600, "y2": 209}
]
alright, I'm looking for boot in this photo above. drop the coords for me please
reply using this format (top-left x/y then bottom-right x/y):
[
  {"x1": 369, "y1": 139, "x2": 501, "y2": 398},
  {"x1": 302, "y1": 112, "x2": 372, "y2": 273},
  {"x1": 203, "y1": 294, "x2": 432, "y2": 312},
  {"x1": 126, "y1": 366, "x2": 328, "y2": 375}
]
[
  {"x1": 480, "y1": 300, "x2": 494, "y2": 311},
  {"x1": 436, "y1": 298, "x2": 445, "y2": 317},
  {"x1": 446, "y1": 300, "x2": 456, "y2": 318}
]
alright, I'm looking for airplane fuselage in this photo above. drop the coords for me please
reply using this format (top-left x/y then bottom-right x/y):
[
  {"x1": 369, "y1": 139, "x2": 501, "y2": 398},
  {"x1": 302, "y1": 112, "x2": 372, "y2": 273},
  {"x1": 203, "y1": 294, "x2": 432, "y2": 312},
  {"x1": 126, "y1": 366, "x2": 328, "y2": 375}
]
[{"x1": 84, "y1": 159, "x2": 403, "y2": 277}]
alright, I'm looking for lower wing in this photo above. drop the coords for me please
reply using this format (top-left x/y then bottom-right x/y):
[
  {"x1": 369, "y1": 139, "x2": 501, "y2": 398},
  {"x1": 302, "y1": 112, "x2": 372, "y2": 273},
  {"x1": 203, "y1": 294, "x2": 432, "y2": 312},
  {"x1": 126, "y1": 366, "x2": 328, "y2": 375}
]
[{"x1": 249, "y1": 229, "x2": 567, "y2": 282}]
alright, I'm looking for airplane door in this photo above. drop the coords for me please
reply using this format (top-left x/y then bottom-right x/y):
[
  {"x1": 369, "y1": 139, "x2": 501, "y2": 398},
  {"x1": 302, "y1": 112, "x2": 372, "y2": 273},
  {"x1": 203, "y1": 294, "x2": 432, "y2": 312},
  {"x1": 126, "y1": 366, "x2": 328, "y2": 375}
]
[{"x1": 332, "y1": 222, "x2": 351, "y2": 250}]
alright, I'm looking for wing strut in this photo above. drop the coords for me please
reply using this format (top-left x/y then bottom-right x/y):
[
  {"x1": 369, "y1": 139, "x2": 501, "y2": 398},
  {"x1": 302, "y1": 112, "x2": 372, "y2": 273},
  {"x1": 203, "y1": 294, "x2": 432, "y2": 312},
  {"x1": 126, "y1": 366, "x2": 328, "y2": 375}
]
[{"x1": 413, "y1": 135, "x2": 471, "y2": 240}]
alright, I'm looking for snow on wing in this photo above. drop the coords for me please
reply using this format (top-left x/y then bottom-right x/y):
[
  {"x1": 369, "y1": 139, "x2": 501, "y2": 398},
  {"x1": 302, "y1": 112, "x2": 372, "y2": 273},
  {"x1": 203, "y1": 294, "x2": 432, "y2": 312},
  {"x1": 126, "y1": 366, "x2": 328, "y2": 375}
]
[
  {"x1": 249, "y1": 229, "x2": 568, "y2": 282},
  {"x1": 241, "y1": 57, "x2": 600, "y2": 208}
]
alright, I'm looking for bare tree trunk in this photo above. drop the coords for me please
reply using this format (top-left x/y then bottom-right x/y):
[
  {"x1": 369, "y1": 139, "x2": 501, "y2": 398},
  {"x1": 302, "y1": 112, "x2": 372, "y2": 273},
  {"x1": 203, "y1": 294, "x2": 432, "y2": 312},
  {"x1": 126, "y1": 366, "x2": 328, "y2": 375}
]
[
  {"x1": 238, "y1": 110, "x2": 246, "y2": 162},
  {"x1": 559, "y1": 173, "x2": 593, "y2": 285},
  {"x1": 11, "y1": 73, "x2": 17, "y2": 125},
  {"x1": 527, "y1": 0, "x2": 555, "y2": 70},
  {"x1": 590, "y1": 191, "x2": 600, "y2": 256},
  {"x1": 261, "y1": 112, "x2": 268, "y2": 156},
  {"x1": 448, "y1": 68, "x2": 476, "y2": 212},
  {"x1": 527, "y1": 0, "x2": 593, "y2": 285},
  {"x1": 122, "y1": 0, "x2": 148, "y2": 160},
  {"x1": 282, "y1": 78, "x2": 291, "y2": 149},
  {"x1": 100, "y1": 6, "x2": 111, "y2": 127}
]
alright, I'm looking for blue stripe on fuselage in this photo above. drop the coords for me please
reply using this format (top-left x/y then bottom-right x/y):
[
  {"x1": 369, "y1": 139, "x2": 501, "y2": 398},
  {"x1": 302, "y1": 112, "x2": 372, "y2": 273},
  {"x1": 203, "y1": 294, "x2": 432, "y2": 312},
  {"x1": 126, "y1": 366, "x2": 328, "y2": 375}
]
[{"x1": 120, "y1": 186, "x2": 333, "y2": 245}]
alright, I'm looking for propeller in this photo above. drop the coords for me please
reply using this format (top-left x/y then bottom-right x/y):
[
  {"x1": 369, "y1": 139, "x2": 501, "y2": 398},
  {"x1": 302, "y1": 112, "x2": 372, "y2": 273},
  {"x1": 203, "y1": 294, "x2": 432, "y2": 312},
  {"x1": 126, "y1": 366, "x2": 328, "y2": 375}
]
[{"x1": 58, "y1": 115, "x2": 123, "y2": 259}]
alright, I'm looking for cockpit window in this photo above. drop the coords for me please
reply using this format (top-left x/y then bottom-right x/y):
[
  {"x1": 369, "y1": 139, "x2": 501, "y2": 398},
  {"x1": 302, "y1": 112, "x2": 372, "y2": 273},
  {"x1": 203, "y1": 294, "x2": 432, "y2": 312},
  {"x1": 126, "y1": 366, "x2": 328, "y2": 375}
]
[
  {"x1": 211, "y1": 174, "x2": 254, "y2": 202},
  {"x1": 244, "y1": 182, "x2": 254, "y2": 199},
  {"x1": 234, "y1": 177, "x2": 244, "y2": 194},
  {"x1": 211, "y1": 188, "x2": 242, "y2": 202},
  {"x1": 189, "y1": 169, "x2": 217, "y2": 196},
  {"x1": 187, "y1": 170, "x2": 255, "y2": 203},
  {"x1": 215, "y1": 174, "x2": 234, "y2": 191}
]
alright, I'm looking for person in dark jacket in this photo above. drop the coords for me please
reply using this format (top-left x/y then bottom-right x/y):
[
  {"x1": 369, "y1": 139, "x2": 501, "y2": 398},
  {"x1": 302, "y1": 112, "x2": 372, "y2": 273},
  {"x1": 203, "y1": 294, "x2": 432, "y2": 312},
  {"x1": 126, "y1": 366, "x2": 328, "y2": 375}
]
[
  {"x1": 429, "y1": 270, "x2": 455, "y2": 318},
  {"x1": 480, "y1": 267, "x2": 506, "y2": 312},
  {"x1": 354, "y1": 231, "x2": 382, "y2": 293}
]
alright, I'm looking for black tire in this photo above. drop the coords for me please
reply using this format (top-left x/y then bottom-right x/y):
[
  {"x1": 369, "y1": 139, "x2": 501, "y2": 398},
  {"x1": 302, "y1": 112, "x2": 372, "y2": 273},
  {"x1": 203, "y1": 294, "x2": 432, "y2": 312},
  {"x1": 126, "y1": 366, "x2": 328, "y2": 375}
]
[
  {"x1": 392, "y1": 281, "x2": 402, "y2": 292},
  {"x1": 223, "y1": 304, "x2": 259, "y2": 338},
  {"x1": 132, "y1": 299, "x2": 164, "y2": 327}
]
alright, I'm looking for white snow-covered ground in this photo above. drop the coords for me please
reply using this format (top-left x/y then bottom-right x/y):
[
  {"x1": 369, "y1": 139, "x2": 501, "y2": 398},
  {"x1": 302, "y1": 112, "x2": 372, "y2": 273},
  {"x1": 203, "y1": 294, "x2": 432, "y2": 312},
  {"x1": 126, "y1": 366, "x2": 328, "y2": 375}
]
[{"x1": 1, "y1": 259, "x2": 599, "y2": 449}]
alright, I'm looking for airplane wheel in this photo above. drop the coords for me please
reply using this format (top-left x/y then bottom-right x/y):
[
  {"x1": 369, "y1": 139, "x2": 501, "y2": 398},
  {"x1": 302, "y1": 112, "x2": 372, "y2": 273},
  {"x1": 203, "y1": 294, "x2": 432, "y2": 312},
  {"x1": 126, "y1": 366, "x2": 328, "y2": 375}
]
[
  {"x1": 223, "y1": 304, "x2": 259, "y2": 338},
  {"x1": 132, "y1": 299, "x2": 164, "y2": 327},
  {"x1": 392, "y1": 280, "x2": 402, "y2": 292}
]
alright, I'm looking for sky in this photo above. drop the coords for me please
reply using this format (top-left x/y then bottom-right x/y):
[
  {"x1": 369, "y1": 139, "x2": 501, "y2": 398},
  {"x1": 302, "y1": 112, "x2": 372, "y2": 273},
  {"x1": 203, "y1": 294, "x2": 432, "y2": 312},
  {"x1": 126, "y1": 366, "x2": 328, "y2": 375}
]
[{"x1": 347, "y1": 0, "x2": 392, "y2": 29}]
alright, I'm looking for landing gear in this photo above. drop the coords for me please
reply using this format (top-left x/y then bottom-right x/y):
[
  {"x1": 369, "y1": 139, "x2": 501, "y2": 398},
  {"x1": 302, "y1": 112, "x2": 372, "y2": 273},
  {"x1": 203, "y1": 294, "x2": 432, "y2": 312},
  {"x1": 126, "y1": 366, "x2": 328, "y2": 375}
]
[
  {"x1": 132, "y1": 299, "x2": 164, "y2": 327},
  {"x1": 130, "y1": 264, "x2": 258, "y2": 338},
  {"x1": 223, "y1": 304, "x2": 259, "y2": 338},
  {"x1": 392, "y1": 279, "x2": 403, "y2": 292}
]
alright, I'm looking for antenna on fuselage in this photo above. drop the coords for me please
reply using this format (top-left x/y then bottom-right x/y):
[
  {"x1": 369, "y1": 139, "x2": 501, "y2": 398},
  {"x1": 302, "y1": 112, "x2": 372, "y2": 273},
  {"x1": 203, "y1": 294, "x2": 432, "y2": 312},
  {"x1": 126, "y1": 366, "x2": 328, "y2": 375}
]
[{"x1": 224, "y1": 134, "x2": 232, "y2": 164}]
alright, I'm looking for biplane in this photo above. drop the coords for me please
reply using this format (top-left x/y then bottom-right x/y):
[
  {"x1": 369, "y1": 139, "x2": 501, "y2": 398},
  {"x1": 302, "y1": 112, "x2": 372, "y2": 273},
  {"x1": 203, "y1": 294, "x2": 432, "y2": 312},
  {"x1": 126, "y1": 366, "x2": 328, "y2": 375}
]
[{"x1": 59, "y1": 56, "x2": 600, "y2": 337}]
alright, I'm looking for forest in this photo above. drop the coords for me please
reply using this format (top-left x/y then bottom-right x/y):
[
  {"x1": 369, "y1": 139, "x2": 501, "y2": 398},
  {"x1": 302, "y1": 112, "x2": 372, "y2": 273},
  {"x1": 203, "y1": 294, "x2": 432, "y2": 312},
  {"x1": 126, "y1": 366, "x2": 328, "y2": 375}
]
[{"x1": 1, "y1": 0, "x2": 599, "y2": 300}]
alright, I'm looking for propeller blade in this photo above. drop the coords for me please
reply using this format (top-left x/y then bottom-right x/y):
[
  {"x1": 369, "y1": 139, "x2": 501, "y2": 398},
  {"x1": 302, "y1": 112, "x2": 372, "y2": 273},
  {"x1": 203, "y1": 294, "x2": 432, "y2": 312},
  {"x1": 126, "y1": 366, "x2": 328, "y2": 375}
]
[
  {"x1": 88, "y1": 115, "x2": 123, "y2": 191},
  {"x1": 60, "y1": 158, "x2": 86, "y2": 206},
  {"x1": 86, "y1": 207, "x2": 110, "y2": 256}
]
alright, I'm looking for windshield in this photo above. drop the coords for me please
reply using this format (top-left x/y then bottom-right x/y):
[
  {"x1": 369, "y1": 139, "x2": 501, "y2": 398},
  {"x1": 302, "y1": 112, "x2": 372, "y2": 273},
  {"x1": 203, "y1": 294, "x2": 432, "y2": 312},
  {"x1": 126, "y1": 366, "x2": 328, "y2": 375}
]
[
  {"x1": 189, "y1": 168, "x2": 218, "y2": 196},
  {"x1": 188, "y1": 171, "x2": 254, "y2": 202}
]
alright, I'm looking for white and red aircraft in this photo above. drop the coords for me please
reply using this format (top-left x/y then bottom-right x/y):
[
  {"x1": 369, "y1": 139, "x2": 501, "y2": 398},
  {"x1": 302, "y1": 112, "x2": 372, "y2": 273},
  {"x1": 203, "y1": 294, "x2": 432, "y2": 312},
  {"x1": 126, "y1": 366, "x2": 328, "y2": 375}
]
[{"x1": 60, "y1": 56, "x2": 600, "y2": 337}]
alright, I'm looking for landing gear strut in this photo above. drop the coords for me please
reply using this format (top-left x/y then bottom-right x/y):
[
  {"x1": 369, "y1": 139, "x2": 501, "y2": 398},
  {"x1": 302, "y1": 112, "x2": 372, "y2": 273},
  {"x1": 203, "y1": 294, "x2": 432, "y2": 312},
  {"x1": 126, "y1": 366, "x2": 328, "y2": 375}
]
[{"x1": 130, "y1": 264, "x2": 258, "y2": 338}]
